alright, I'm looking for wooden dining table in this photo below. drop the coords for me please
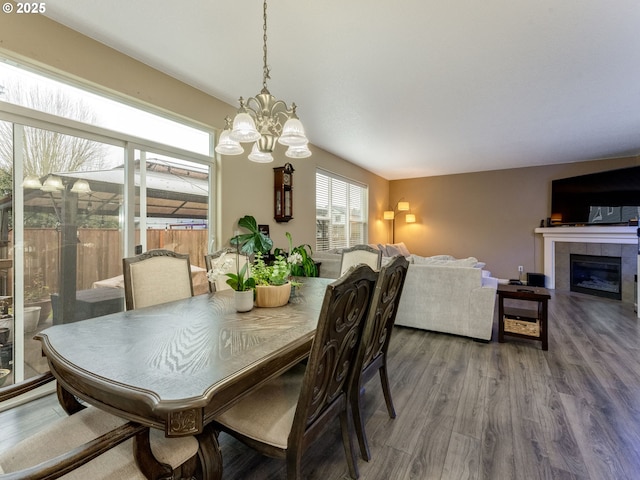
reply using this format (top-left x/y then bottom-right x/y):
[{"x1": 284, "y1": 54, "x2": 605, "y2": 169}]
[{"x1": 34, "y1": 277, "x2": 332, "y2": 479}]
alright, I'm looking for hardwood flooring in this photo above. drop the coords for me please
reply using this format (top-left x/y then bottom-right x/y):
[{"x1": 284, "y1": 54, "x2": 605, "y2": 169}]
[{"x1": 2, "y1": 290, "x2": 640, "y2": 479}]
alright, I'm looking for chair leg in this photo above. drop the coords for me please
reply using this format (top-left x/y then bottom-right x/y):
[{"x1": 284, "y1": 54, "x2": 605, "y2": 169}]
[
  {"x1": 379, "y1": 363, "x2": 396, "y2": 419},
  {"x1": 340, "y1": 408, "x2": 360, "y2": 479},
  {"x1": 351, "y1": 385, "x2": 372, "y2": 461},
  {"x1": 285, "y1": 447, "x2": 303, "y2": 480}
]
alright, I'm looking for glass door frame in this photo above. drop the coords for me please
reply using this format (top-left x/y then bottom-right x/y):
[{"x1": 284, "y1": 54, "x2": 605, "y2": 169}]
[{"x1": 0, "y1": 101, "x2": 215, "y2": 384}]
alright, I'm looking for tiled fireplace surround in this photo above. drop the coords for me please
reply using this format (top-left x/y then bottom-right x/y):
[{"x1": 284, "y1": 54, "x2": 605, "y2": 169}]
[{"x1": 535, "y1": 226, "x2": 638, "y2": 306}]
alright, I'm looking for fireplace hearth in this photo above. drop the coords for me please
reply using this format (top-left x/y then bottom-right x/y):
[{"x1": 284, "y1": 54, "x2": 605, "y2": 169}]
[{"x1": 570, "y1": 254, "x2": 622, "y2": 300}]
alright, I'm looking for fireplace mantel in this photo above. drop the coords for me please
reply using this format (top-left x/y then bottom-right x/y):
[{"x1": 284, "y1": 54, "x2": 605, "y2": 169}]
[{"x1": 534, "y1": 226, "x2": 637, "y2": 289}]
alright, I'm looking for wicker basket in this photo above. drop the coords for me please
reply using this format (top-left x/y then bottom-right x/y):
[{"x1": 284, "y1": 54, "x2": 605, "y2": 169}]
[{"x1": 504, "y1": 316, "x2": 540, "y2": 337}]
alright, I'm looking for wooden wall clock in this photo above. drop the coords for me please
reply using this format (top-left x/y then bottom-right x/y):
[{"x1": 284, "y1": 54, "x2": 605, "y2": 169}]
[{"x1": 273, "y1": 163, "x2": 294, "y2": 222}]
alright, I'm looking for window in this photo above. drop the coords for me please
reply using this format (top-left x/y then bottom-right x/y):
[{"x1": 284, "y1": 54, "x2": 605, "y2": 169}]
[
  {"x1": 316, "y1": 169, "x2": 368, "y2": 251},
  {"x1": 0, "y1": 58, "x2": 214, "y2": 387}
]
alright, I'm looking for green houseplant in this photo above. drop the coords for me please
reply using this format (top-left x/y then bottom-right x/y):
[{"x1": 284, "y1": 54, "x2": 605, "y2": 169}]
[
  {"x1": 251, "y1": 252, "x2": 300, "y2": 307},
  {"x1": 274, "y1": 232, "x2": 318, "y2": 277},
  {"x1": 230, "y1": 215, "x2": 273, "y2": 255},
  {"x1": 206, "y1": 237, "x2": 256, "y2": 312}
]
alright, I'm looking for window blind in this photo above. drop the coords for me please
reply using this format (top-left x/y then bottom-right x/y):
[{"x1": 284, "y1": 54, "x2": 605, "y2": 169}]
[{"x1": 315, "y1": 169, "x2": 368, "y2": 252}]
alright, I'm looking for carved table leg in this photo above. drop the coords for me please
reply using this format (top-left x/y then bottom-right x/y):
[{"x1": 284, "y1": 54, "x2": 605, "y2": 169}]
[
  {"x1": 56, "y1": 382, "x2": 86, "y2": 415},
  {"x1": 133, "y1": 429, "x2": 174, "y2": 480},
  {"x1": 194, "y1": 422, "x2": 223, "y2": 480}
]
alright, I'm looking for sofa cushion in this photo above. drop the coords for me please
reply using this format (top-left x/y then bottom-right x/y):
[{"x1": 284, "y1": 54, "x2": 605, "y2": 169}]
[
  {"x1": 384, "y1": 242, "x2": 411, "y2": 257},
  {"x1": 411, "y1": 255, "x2": 481, "y2": 267}
]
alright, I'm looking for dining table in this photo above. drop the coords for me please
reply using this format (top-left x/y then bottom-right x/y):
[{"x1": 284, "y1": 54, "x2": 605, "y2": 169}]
[{"x1": 34, "y1": 277, "x2": 333, "y2": 479}]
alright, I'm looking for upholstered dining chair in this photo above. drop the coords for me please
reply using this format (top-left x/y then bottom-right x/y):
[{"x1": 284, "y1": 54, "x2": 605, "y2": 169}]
[
  {"x1": 339, "y1": 244, "x2": 382, "y2": 277},
  {"x1": 0, "y1": 372, "x2": 201, "y2": 479},
  {"x1": 122, "y1": 249, "x2": 194, "y2": 310},
  {"x1": 204, "y1": 248, "x2": 252, "y2": 293},
  {"x1": 351, "y1": 254, "x2": 409, "y2": 461},
  {"x1": 213, "y1": 263, "x2": 378, "y2": 480}
]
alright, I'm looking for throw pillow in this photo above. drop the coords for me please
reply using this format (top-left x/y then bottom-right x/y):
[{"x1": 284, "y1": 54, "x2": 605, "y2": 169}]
[{"x1": 385, "y1": 242, "x2": 411, "y2": 257}]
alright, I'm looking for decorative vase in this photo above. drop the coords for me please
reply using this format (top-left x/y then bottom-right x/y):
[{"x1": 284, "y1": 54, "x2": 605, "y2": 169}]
[
  {"x1": 255, "y1": 282, "x2": 291, "y2": 308},
  {"x1": 234, "y1": 290, "x2": 254, "y2": 312}
]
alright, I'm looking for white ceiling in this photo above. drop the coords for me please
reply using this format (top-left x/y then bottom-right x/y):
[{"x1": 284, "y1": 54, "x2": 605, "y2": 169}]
[{"x1": 43, "y1": 0, "x2": 640, "y2": 180}]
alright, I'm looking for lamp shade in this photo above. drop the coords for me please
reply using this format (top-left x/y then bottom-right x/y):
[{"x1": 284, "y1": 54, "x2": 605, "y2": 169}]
[
  {"x1": 70, "y1": 179, "x2": 92, "y2": 194},
  {"x1": 278, "y1": 118, "x2": 308, "y2": 147},
  {"x1": 285, "y1": 143, "x2": 311, "y2": 158},
  {"x1": 248, "y1": 143, "x2": 274, "y2": 163},
  {"x1": 22, "y1": 175, "x2": 42, "y2": 189},
  {"x1": 215, "y1": 130, "x2": 244, "y2": 155},
  {"x1": 397, "y1": 201, "x2": 410, "y2": 211},
  {"x1": 41, "y1": 175, "x2": 64, "y2": 192},
  {"x1": 383, "y1": 211, "x2": 395, "y2": 220},
  {"x1": 405, "y1": 213, "x2": 416, "y2": 223},
  {"x1": 230, "y1": 112, "x2": 261, "y2": 143}
]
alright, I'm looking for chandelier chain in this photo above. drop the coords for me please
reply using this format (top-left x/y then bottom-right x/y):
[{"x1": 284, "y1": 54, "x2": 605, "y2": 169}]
[{"x1": 262, "y1": 0, "x2": 270, "y2": 90}]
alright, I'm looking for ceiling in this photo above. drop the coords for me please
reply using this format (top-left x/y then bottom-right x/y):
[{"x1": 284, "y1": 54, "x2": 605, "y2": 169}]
[{"x1": 43, "y1": 0, "x2": 640, "y2": 180}]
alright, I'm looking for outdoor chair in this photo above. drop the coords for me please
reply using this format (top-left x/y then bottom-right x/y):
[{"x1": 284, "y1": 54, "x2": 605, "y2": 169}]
[
  {"x1": 339, "y1": 245, "x2": 382, "y2": 277},
  {"x1": 0, "y1": 372, "x2": 200, "y2": 479},
  {"x1": 213, "y1": 263, "x2": 378, "y2": 480},
  {"x1": 204, "y1": 248, "x2": 252, "y2": 293},
  {"x1": 351, "y1": 254, "x2": 409, "y2": 461},
  {"x1": 122, "y1": 249, "x2": 193, "y2": 310}
]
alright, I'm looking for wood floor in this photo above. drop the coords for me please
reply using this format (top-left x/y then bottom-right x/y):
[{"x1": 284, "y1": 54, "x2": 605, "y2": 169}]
[{"x1": 2, "y1": 290, "x2": 640, "y2": 479}]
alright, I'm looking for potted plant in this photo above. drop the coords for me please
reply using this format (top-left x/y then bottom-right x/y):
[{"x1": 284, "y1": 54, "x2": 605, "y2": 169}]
[
  {"x1": 230, "y1": 215, "x2": 273, "y2": 256},
  {"x1": 274, "y1": 232, "x2": 318, "y2": 277},
  {"x1": 251, "y1": 252, "x2": 301, "y2": 307},
  {"x1": 207, "y1": 248, "x2": 256, "y2": 313}
]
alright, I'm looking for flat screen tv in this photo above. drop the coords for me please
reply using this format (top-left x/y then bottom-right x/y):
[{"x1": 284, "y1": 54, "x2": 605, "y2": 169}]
[{"x1": 551, "y1": 165, "x2": 640, "y2": 225}]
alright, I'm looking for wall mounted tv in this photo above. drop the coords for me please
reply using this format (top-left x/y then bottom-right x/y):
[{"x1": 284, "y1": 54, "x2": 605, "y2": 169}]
[{"x1": 551, "y1": 165, "x2": 640, "y2": 225}]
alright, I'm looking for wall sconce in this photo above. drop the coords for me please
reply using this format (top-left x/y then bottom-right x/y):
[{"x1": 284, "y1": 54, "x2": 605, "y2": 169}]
[{"x1": 384, "y1": 199, "x2": 416, "y2": 243}]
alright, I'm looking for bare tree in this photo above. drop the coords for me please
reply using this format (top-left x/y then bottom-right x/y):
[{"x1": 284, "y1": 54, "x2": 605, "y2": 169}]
[{"x1": 0, "y1": 81, "x2": 107, "y2": 179}]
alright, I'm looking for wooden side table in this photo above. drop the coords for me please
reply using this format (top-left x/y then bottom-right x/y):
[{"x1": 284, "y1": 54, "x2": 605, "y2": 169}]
[{"x1": 497, "y1": 284, "x2": 551, "y2": 350}]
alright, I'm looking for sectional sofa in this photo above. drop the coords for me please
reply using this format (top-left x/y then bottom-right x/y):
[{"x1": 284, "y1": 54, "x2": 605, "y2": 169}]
[{"x1": 312, "y1": 243, "x2": 498, "y2": 341}]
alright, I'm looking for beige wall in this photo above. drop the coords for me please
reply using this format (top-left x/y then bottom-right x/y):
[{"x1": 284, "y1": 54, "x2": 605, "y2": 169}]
[
  {"x1": 0, "y1": 12, "x2": 389, "y2": 253},
  {"x1": 390, "y1": 156, "x2": 640, "y2": 279}
]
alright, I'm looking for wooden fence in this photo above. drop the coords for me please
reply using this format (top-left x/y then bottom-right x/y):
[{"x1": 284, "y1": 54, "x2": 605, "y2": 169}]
[{"x1": 20, "y1": 228, "x2": 208, "y2": 295}]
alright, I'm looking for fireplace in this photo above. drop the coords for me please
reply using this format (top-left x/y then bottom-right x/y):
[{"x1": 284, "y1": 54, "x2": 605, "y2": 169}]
[{"x1": 570, "y1": 254, "x2": 622, "y2": 300}]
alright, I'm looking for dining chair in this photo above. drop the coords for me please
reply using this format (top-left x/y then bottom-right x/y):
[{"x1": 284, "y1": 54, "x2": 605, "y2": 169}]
[
  {"x1": 339, "y1": 244, "x2": 382, "y2": 276},
  {"x1": 213, "y1": 263, "x2": 378, "y2": 480},
  {"x1": 0, "y1": 372, "x2": 201, "y2": 480},
  {"x1": 204, "y1": 248, "x2": 251, "y2": 293},
  {"x1": 122, "y1": 249, "x2": 194, "y2": 310},
  {"x1": 351, "y1": 254, "x2": 410, "y2": 461}
]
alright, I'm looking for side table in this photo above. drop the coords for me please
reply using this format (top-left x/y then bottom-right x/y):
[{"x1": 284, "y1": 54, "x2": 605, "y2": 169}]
[{"x1": 497, "y1": 284, "x2": 551, "y2": 350}]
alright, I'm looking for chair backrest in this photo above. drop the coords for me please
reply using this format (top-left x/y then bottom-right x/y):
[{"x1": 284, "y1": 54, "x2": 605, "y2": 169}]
[
  {"x1": 204, "y1": 248, "x2": 251, "y2": 293},
  {"x1": 122, "y1": 249, "x2": 193, "y2": 310},
  {"x1": 289, "y1": 263, "x2": 377, "y2": 445},
  {"x1": 339, "y1": 244, "x2": 382, "y2": 276},
  {"x1": 359, "y1": 255, "x2": 409, "y2": 374}
]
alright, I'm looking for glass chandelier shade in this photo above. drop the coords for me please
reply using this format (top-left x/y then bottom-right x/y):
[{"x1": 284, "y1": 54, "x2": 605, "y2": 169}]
[
  {"x1": 70, "y1": 179, "x2": 92, "y2": 194},
  {"x1": 285, "y1": 143, "x2": 312, "y2": 158},
  {"x1": 216, "y1": 0, "x2": 311, "y2": 163},
  {"x1": 22, "y1": 175, "x2": 43, "y2": 189},
  {"x1": 229, "y1": 110, "x2": 261, "y2": 143},
  {"x1": 40, "y1": 175, "x2": 65, "y2": 192},
  {"x1": 248, "y1": 143, "x2": 274, "y2": 163},
  {"x1": 278, "y1": 117, "x2": 308, "y2": 147},
  {"x1": 216, "y1": 129, "x2": 245, "y2": 155}
]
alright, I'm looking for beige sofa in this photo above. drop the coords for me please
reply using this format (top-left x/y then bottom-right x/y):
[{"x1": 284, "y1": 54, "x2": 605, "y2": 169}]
[{"x1": 313, "y1": 245, "x2": 498, "y2": 341}]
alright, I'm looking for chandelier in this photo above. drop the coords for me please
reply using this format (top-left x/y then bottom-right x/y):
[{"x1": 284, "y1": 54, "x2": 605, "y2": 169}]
[{"x1": 215, "y1": 0, "x2": 311, "y2": 162}]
